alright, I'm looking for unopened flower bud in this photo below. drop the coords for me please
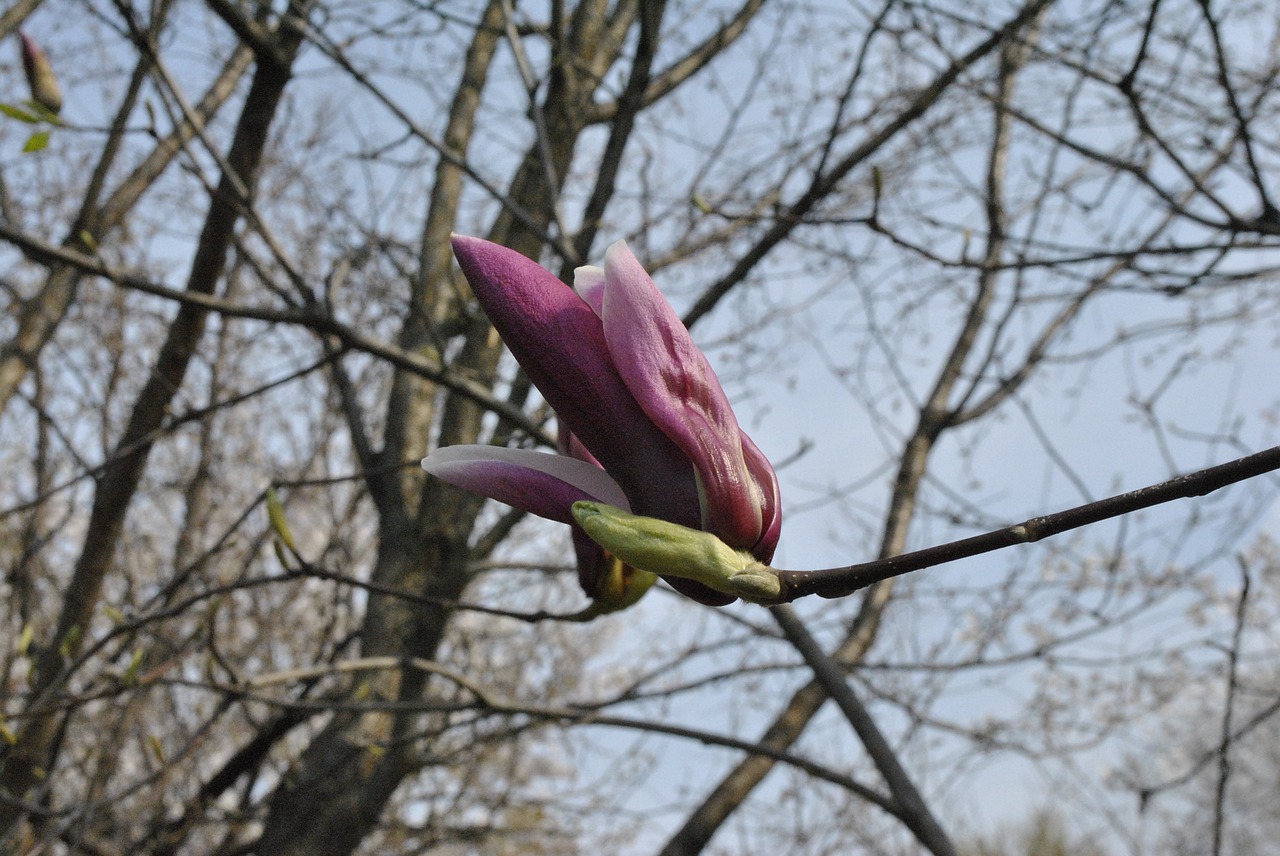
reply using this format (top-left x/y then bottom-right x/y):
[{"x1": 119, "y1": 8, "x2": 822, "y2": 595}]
[
  {"x1": 571, "y1": 501, "x2": 782, "y2": 603},
  {"x1": 19, "y1": 32, "x2": 61, "y2": 116}
]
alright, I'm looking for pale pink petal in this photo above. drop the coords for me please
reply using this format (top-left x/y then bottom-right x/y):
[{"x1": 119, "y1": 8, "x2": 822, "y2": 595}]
[
  {"x1": 573, "y1": 265, "x2": 606, "y2": 317},
  {"x1": 423, "y1": 445, "x2": 630, "y2": 524}
]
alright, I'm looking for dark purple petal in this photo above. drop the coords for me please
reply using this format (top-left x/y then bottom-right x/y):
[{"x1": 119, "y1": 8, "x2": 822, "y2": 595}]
[
  {"x1": 559, "y1": 427, "x2": 613, "y2": 595},
  {"x1": 569, "y1": 526, "x2": 612, "y2": 597},
  {"x1": 558, "y1": 426, "x2": 600, "y2": 467},
  {"x1": 595, "y1": 241, "x2": 764, "y2": 550},
  {"x1": 423, "y1": 445, "x2": 630, "y2": 524}
]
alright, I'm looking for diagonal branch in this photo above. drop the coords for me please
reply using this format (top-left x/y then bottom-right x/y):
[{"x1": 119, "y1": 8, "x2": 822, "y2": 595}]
[
  {"x1": 567, "y1": 0, "x2": 666, "y2": 266},
  {"x1": 771, "y1": 604, "x2": 956, "y2": 856},
  {"x1": 1211, "y1": 557, "x2": 1250, "y2": 856},
  {"x1": 0, "y1": 222, "x2": 553, "y2": 446},
  {"x1": 586, "y1": 0, "x2": 764, "y2": 124},
  {"x1": 682, "y1": 0, "x2": 1056, "y2": 330},
  {"x1": 776, "y1": 446, "x2": 1280, "y2": 600}
]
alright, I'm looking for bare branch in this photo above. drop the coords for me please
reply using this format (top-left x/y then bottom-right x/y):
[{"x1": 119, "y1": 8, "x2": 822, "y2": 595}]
[
  {"x1": 777, "y1": 446, "x2": 1280, "y2": 600},
  {"x1": 772, "y1": 605, "x2": 956, "y2": 856},
  {"x1": 1212, "y1": 558, "x2": 1250, "y2": 856},
  {"x1": 682, "y1": 0, "x2": 1056, "y2": 330}
]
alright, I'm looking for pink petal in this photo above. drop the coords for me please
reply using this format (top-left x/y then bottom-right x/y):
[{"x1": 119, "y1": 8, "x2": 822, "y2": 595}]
[
  {"x1": 558, "y1": 427, "x2": 601, "y2": 467},
  {"x1": 598, "y1": 240, "x2": 764, "y2": 550},
  {"x1": 740, "y1": 430, "x2": 781, "y2": 561}
]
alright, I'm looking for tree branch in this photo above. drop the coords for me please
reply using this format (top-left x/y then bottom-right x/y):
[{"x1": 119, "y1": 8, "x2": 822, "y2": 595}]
[
  {"x1": 777, "y1": 446, "x2": 1280, "y2": 601},
  {"x1": 681, "y1": 0, "x2": 1056, "y2": 330},
  {"x1": 0, "y1": 222, "x2": 554, "y2": 447},
  {"x1": 771, "y1": 605, "x2": 956, "y2": 856}
]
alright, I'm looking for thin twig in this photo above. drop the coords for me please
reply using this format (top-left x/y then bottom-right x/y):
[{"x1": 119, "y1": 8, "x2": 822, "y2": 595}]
[
  {"x1": 498, "y1": 0, "x2": 574, "y2": 255},
  {"x1": 776, "y1": 446, "x2": 1280, "y2": 600},
  {"x1": 1212, "y1": 558, "x2": 1251, "y2": 856},
  {"x1": 0, "y1": 222, "x2": 553, "y2": 446}
]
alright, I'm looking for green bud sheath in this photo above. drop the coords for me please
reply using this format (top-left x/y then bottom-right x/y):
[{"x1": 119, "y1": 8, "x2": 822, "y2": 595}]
[{"x1": 571, "y1": 501, "x2": 782, "y2": 603}]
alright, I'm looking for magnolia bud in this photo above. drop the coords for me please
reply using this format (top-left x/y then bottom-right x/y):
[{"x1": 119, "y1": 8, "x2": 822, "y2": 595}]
[{"x1": 19, "y1": 32, "x2": 61, "y2": 116}]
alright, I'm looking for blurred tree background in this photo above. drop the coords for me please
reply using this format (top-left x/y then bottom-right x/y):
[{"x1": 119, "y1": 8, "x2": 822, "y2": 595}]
[{"x1": 0, "y1": 1, "x2": 1277, "y2": 853}]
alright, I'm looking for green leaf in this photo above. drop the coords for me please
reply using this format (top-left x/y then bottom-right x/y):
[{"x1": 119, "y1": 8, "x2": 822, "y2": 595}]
[
  {"x1": 0, "y1": 102, "x2": 41, "y2": 123},
  {"x1": 567, "y1": 556, "x2": 657, "y2": 620},
  {"x1": 122, "y1": 649, "x2": 145, "y2": 686},
  {"x1": 272, "y1": 538, "x2": 291, "y2": 570},
  {"x1": 59, "y1": 624, "x2": 81, "y2": 659},
  {"x1": 22, "y1": 130, "x2": 50, "y2": 153},
  {"x1": 27, "y1": 102, "x2": 61, "y2": 124},
  {"x1": 266, "y1": 486, "x2": 298, "y2": 551}
]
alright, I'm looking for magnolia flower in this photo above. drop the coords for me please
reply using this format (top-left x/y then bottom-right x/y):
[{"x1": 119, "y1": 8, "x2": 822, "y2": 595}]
[
  {"x1": 19, "y1": 32, "x2": 61, "y2": 116},
  {"x1": 423, "y1": 236, "x2": 781, "y2": 606}
]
